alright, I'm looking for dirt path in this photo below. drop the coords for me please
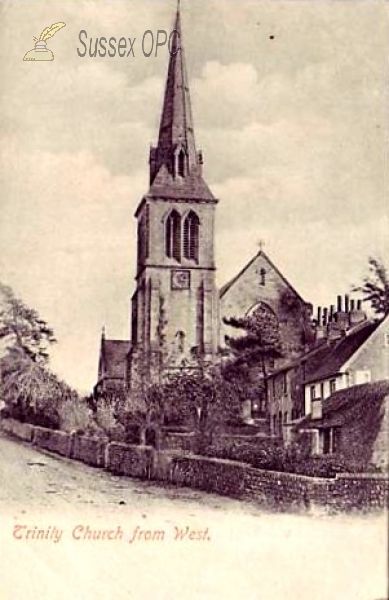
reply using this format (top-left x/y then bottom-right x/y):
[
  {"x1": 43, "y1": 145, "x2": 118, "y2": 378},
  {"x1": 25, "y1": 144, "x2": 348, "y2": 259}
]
[{"x1": 0, "y1": 433, "x2": 387, "y2": 600}]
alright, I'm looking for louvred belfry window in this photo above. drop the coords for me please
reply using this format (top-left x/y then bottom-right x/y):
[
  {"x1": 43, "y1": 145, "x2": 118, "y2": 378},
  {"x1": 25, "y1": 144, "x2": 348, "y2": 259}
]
[
  {"x1": 166, "y1": 210, "x2": 181, "y2": 261},
  {"x1": 183, "y1": 211, "x2": 200, "y2": 262}
]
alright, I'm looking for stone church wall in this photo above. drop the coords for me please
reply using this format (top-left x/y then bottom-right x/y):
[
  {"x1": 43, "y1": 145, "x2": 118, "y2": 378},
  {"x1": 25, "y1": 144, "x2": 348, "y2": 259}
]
[{"x1": 220, "y1": 252, "x2": 309, "y2": 362}]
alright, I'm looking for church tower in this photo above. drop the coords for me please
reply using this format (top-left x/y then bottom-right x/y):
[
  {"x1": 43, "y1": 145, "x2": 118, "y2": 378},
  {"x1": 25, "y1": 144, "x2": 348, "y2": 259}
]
[{"x1": 128, "y1": 3, "x2": 219, "y2": 394}]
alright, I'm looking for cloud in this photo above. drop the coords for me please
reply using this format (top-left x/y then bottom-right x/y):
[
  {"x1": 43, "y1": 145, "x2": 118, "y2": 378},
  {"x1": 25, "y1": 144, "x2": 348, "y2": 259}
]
[{"x1": 0, "y1": 143, "x2": 146, "y2": 391}]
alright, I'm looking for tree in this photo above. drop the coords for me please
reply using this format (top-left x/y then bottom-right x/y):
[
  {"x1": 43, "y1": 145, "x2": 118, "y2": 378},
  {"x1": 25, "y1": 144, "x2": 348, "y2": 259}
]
[
  {"x1": 0, "y1": 346, "x2": 77, "y2": 428},
  {"x1": 120, "y1": 369, "x2": 242, "y2": 448},
  {"x1": 144, "y1": 369, "x2": 242, "y2": 448},
  {"x1": 353, "y1": 256, "x2": 389, "y2": 316},
  {"x1": 0, "y1": 283, "x2": 76, "y2": 429},
  {"x1": 223, "y1": 304, "x2": 283, "y2": 414},
  {"x1": 0, "y1": 283, "x2": 56, "y2": 364}
]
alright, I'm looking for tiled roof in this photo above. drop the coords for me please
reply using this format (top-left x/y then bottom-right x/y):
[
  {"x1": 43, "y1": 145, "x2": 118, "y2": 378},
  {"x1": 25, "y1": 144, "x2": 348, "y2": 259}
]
[
  {"x1": 102, "y1": 339, "x2": 129, "y2": 379},
  {"x1": 304, "y1": 320, "x2": 380, "y2": 384},
  {"x1": 298, "y1": 380, "x2": 389, "y2": 429},
  {"x1": 266, "y1": 338, "x2": 332, "y2": 380}
]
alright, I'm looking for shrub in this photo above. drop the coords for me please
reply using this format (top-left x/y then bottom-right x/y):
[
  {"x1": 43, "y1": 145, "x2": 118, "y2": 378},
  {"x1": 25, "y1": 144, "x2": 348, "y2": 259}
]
[
  {"x1": 58, "y1": 397, "x2": 93, "y2": 433},
  {"x1": 201, "y1": 441, "x2": 379, "y2": 478}
]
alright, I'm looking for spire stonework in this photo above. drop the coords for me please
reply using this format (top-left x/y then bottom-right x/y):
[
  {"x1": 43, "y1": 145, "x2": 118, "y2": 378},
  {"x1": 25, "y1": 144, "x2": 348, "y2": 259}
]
[{"x1": 128, "y1": 2, "x2": 219, "y2": 394}]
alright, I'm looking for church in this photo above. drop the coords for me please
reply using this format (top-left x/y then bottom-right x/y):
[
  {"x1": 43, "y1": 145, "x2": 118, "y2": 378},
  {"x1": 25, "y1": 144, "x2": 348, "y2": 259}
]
[{"x1": 94, "y1": 3, "x2": 311, "y2": 407}]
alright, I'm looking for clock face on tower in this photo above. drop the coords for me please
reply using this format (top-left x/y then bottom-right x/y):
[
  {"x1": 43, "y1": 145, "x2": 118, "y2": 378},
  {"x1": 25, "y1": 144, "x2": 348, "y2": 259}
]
[{"x1": 171, "y1": 269, "x2": 191, "y2": 290}]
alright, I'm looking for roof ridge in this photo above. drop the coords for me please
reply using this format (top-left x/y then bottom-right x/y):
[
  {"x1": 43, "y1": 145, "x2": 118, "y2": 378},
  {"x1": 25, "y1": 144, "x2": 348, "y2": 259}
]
[{"x1": 220, "y1": 250, "x2": 306, "y2": 304}]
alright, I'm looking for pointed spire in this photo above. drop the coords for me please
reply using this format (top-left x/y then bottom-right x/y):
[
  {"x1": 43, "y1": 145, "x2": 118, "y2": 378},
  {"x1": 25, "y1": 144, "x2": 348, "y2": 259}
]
[{"x1": 149, "y1": 1, "x2": 199, "y2": 184}]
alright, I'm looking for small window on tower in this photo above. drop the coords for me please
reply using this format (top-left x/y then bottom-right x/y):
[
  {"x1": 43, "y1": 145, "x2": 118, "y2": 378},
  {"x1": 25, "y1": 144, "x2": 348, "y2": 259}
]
[
  {"x1": 137, "y1": 205, "x2": 149, "y2": 269},
  {"x1": 178, "y1": 150, "x2": 186, "y2": 177},
  {"x1": 260, "y1": 268, "x2": 266, "y2": 286}
]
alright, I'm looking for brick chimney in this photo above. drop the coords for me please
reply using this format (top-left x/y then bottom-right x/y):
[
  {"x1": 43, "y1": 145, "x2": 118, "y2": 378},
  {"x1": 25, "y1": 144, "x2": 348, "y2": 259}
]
[
  {"x1": 335, "y1": 295, "x2": 349, "y2": 331},
  {"x1": 316, "y1": 306, "x2": 328, "y2": 341}
]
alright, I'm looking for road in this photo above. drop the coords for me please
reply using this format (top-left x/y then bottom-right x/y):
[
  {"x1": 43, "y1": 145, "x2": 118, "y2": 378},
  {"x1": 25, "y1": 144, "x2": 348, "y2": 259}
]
[{"x1": 0, "y1": 432, "x2": 387, "y2": 600}]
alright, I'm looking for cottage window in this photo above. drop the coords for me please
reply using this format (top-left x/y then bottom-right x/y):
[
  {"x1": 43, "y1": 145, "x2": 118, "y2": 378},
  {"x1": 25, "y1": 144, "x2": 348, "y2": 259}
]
[
  {"x1": 332, "y1": 428, "x2": 340, "y2": 453},
  {"x1": 323, "y1": 429, "x2": 331, "y2": 455},
  {"x1": 310, "y1": 385, "x2": 316, "y2": 401},
  {"x1": 260, "y1": 268, "x2": 266, "y2": 286},
  {"x1": 166, "y1": 210, "x2": 181, "y2": 261},
  {"x1": 320, "y1": 382, "x2": 324, "y2": 399},
  {"x1": 322, "y1": 428, "x2": 339, "y2": 455},
  {"x1": 329, "y1": 379, "x2": 336, "y2": 395}
]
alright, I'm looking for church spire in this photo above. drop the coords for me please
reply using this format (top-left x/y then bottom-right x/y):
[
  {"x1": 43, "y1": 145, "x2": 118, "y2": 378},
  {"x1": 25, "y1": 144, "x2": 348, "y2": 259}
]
[{"x1": 149, "y1": 1, "x2": 200, "y2": 184}]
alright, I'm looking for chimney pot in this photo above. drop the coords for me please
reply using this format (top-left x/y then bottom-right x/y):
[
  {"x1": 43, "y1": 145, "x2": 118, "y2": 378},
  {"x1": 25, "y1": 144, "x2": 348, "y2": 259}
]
[{"x1": 337, "y1": 295, "x2": 342, "y2": 312}]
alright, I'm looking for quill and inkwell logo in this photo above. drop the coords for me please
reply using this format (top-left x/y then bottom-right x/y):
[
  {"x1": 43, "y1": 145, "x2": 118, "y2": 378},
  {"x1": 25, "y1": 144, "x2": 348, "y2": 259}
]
[{"x1": 23, "y1": 22, "x2": 66, "y2": 61}]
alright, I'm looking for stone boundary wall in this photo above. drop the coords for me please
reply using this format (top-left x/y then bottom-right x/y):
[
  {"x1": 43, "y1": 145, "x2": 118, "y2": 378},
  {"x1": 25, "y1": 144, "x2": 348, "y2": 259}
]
[
  {"x1": 72, "y1": 434, "x2": 107, "y2": 468},
  {"x1": 170, "y1": 455, "x2": 246, "y2": 499},
  {"x1": 1, "y1": 418, "x2": 388, "y2": 512},
  {"x1": 106, "y1": 442, "x2": 153, "y2": 478},
  {"x1": 168, "y1": 456, "x2": 389, "y2": 511},
  {"x1": 1, "y1": 419, "x2": 35, "y2": 442},
  {"x1": 33, "y1": 426, "x2": 73, "y2": 457}
]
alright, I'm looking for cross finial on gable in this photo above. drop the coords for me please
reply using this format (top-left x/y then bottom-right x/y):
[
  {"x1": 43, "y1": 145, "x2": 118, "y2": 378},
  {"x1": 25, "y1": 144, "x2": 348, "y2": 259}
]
[{"x1": 258, "y1": 239, "x2": 265, "y2": 251}]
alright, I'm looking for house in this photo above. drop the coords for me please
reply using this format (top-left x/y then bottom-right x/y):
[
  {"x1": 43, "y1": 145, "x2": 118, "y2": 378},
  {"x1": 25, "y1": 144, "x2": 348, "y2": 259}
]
[
  {"x1": 267, "y1": 306, "x2": 389, "y2": 438},
  {"x1": 267, "y1": 340, "x2": 341, "y2": 436},
  {"x1": 304, "y1": 315, "x2": 389, "y2": 415},
  {"x1": 295, "y1": 380, "x2": 389, "y2": 471}
]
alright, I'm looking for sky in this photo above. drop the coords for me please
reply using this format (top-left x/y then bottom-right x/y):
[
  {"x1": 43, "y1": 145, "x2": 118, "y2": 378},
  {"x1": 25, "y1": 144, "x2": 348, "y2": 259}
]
[{"x1": 0, "y1": 0, "x2": 388, "y2": 393}]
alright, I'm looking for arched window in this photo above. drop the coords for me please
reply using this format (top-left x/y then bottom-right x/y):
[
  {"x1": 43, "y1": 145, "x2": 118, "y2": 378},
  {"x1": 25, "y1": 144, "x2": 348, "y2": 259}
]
[
  {"x1": 260, "y1": 268, "x2": 266, "y2": 286},
  {"x1": 165, "y1": 210, "x2": 181, "y2": 261},
  {"x1": 137, "y1": 204, "x2": 149, "y2": 269},
  {"x1": 178, "y1": 150, "x2": 186, "y2": 177},
  {"x1": 183, "y1": 211, "x2": 200, "y2": 262}
]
